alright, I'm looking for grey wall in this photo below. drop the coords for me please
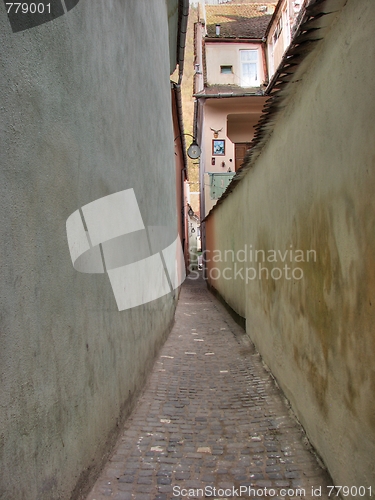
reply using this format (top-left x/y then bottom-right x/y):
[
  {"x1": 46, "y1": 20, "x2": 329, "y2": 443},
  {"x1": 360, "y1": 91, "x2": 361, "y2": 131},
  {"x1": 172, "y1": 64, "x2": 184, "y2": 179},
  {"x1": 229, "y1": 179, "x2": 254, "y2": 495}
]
[
  {"x1": 205, "y1": 0, "x2": 375, "y2": 492},
  {"x1": 0, "y1": 1, "x2": 179, "y2": 498}
]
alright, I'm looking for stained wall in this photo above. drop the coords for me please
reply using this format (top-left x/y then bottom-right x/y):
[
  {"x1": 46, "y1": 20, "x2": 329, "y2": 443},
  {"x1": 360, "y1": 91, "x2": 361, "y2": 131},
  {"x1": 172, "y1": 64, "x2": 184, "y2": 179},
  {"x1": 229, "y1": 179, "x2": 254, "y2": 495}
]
[{"x1": 205, "y1": 0, "x2": 375, "y2": 491}]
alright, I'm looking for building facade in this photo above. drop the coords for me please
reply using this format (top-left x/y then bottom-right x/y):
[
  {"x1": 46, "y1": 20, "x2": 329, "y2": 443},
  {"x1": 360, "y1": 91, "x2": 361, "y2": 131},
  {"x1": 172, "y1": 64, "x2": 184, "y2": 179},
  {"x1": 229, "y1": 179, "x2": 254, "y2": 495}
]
[
  {"x1": 193, "y1": 2, "x2": 276, "y2": 219},
  {"x1": 266, "y1": 0, "x2": 305, "y2": 81}
]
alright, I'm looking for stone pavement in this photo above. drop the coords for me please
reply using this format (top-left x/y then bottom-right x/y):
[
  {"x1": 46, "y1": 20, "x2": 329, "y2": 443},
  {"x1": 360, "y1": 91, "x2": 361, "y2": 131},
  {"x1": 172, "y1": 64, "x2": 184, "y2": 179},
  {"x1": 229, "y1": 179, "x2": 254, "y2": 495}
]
[{"x1": 87, "y1": 274, "x2": 332, "y2": 500}]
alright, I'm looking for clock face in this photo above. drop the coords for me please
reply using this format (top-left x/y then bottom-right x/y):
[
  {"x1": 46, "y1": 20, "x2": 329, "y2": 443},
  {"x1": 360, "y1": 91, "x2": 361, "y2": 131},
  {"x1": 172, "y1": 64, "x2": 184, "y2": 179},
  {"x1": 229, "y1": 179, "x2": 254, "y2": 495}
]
[{"x1": 187, "y1": 143, "x2": 201, "y2": 159}]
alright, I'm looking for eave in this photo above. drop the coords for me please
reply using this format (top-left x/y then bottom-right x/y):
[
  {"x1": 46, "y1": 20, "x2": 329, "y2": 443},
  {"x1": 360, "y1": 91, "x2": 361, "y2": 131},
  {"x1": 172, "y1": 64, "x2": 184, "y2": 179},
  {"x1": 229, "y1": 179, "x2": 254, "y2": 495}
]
[{"x1": 205, "y1": 37, "x2": 264, "y2": 43}]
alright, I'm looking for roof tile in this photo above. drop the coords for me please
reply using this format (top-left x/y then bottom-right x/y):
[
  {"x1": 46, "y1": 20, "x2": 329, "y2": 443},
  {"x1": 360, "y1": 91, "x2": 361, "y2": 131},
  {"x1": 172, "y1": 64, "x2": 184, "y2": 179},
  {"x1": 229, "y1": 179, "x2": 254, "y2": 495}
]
[{"x1": 206, "y1": 3, "x2": 276, "y2": 39}]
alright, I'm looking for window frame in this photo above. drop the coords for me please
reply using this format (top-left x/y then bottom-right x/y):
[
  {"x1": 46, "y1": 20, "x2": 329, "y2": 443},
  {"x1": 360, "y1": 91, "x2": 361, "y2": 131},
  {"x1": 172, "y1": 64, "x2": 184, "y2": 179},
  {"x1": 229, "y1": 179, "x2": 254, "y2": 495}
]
[
  {"x1": 220, "y1": 65, "x2": 233, "y2": 74},
  {"x1": 239, "y1": 49, "x2": 259, "y2": 87}
]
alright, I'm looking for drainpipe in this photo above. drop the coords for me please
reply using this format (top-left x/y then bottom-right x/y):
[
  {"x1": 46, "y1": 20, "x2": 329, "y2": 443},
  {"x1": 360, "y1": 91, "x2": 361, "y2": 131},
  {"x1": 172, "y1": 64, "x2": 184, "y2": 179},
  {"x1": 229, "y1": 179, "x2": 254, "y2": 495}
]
[
  {"x1": 174, "y1": 84, "x2": 188, "y2": 175},
  {"x1": 193, "y1": 97, "x2": 198, "y2": 145},
  {"x1": 177, "y1": 0, "x2": 189, "y2": 85}
]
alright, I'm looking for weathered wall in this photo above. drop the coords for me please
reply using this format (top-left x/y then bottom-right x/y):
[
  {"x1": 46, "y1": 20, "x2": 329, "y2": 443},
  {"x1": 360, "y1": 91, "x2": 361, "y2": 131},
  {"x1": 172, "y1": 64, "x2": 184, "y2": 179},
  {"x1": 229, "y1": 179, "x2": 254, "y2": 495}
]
[
  {"x1": 206, "y1": 0, "x2": 375, "y2": 491},
  {"x1": 0, "y1": 1, "x2": 179, "y2": 499},
  {"x1": 205, "y1": 179, "x2": 246, "y2": 319}
]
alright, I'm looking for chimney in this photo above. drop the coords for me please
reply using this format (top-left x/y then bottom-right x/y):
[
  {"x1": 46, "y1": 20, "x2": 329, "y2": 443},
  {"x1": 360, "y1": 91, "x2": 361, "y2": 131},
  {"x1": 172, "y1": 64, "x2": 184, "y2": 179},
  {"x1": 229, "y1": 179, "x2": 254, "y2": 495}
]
[{"x1": 215, "y1": 24, "x2": 221, "y2": 36}]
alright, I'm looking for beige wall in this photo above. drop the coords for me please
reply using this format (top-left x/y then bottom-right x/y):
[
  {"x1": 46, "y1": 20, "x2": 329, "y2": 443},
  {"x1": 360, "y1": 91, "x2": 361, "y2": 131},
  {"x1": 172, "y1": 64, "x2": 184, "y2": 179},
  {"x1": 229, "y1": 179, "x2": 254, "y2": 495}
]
[
  {"x1": 205, "y1": 180, "x2": 247, "y2": 319},
  {"x1": 205, "y1": 0, "x2": 375, "y2": 491},
  {"x1": 206, "y1": 42, "x2": 265, "y2": 86}
]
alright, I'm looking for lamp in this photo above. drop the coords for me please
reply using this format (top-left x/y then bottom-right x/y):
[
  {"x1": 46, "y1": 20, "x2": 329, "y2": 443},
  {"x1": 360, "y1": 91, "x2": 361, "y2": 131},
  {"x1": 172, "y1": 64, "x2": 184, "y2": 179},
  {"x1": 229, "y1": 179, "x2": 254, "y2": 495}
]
[
  {"x1": 187, "y1": 142, "x2": 201, "y2": 159},
  {"x1": 174, "y1": 133, "x2": 201, "y2": 159}
]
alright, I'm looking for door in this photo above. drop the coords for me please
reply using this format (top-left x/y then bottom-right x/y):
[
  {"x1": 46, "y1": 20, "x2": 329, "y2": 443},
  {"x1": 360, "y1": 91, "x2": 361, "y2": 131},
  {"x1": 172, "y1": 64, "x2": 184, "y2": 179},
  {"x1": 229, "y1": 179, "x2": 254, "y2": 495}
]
[{"x1": 235, "y1": 143, "x2": 251, "y2": 171}]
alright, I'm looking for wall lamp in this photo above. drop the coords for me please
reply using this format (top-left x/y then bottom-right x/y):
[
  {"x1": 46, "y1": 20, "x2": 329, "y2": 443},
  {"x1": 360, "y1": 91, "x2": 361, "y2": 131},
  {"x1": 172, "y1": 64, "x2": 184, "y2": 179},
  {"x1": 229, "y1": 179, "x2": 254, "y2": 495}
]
[
  {"x1": 181, "y1": 205, "x2": 195, "y2": 217},
  {"x1": 174, "y1": 133, "x2": 201, "y2": 159}
]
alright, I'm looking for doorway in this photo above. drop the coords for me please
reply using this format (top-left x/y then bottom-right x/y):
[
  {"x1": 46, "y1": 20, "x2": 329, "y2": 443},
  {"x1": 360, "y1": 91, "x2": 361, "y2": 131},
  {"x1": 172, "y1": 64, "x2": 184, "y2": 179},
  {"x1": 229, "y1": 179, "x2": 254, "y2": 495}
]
[{"x1": 235, "y1": 143, "x2": 251, "y2": 171}]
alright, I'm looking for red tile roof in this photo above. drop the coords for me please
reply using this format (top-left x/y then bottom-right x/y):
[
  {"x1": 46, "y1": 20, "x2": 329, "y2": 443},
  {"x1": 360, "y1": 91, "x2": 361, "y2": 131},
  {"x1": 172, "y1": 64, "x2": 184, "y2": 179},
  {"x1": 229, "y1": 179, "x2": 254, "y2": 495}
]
[{"x1": 205, "y1": 3, "x2": 276, "y2": 39}]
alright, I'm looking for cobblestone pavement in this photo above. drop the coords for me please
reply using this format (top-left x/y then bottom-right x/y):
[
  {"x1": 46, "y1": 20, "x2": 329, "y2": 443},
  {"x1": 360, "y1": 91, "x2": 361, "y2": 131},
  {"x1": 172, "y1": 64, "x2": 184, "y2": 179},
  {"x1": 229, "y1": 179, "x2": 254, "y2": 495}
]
[{"x1": 87, "y1": 274, "x2": 332, "y2": 500}]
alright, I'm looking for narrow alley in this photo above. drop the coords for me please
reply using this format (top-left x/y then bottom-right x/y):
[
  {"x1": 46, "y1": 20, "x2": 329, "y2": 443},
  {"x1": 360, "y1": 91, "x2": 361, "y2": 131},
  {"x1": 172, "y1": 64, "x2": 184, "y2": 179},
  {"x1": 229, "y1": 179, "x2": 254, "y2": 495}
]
[
  {"x1": 87, "y1": 275, "x2": 332, "y2": 500},
  {"x1": 1, "y1": 1, "x2": 374, "y2": 498}
]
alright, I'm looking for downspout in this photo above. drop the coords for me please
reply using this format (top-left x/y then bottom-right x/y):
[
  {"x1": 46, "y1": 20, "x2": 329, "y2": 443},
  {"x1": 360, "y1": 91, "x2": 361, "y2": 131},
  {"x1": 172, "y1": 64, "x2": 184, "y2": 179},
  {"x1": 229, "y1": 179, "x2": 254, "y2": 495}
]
[
  {"x1": 174, "y1": 84, "x2": 188, "y2": 175},
  {"x1": 193, "y1": 96, "x2": 198, "y2": 145},
  {"x1": 177, "y1": 0, "x2": 189, "y2": 86}
]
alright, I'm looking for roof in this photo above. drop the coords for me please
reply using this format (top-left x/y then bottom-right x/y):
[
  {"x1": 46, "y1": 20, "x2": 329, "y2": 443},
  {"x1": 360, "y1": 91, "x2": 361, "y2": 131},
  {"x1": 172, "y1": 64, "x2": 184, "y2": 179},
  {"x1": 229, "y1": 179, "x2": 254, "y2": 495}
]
[{"x1": 205, "y1": 3, "x2": 276, "y2": 39}]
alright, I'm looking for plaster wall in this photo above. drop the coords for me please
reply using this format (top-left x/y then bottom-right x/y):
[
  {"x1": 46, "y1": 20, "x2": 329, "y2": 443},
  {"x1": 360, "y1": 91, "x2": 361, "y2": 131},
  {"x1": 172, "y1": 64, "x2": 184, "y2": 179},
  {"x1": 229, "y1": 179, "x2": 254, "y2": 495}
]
[
  {"x1": 205, "y1": 42, "x2": 265, "y2": 86},
  {"x1": 0, "y1": 1, "x2": 179, "y2": 499},
  {"x1": 201, "y1": 97, "x2": 266, "y2": 216},
  {"x1": 202, "y1": 98, "x2": 266, "y2": 173},
  {"x1": 227, "y1": 113, "x2": 259, "y2": 143},
  {"x1": 205, "y1": 0, "x2": 375, "y2": 491},
  {"x1": 205, "y1": 182, "x2": 246, "y2": 319}
]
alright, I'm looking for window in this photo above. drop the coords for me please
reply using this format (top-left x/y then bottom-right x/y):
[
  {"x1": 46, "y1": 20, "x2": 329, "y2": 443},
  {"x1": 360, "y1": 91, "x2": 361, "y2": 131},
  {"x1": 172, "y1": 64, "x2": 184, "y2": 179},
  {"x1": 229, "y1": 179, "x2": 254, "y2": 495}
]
[
  {"x1": 283, "y1": 8, "x2": 290, "y2": 47},
  {"x1": 273, "y1": 17, "x2": 283, "y2": 44},
  {"x1": 220, "y1": 65, "x2": 233, "y2": 74},
  {"x1": 240, "y1": 50, "x2": 258, "y2": 87}
]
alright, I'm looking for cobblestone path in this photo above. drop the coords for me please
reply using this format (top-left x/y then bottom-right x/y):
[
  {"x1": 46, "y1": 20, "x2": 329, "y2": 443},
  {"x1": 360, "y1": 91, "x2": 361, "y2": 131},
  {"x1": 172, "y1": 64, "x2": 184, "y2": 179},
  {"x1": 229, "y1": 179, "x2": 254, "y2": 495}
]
[{"x1": 87, "y1": 275, "x2": 331, "y2": 500}]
